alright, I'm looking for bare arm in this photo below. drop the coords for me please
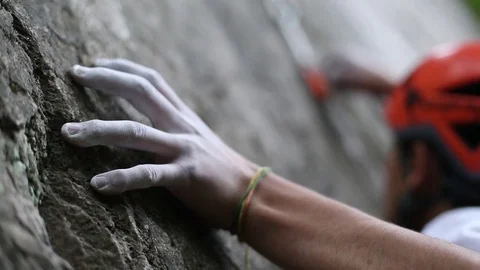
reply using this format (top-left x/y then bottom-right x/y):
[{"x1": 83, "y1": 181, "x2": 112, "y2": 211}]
[
  {"x1": 245, "y1": 173, "x2": 480, "y2": 269},
  {"x1": 323, "y1": 55, "x2": 394, "y2": 97}
]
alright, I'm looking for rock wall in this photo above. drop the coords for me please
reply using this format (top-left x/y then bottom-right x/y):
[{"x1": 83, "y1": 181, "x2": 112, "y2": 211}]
[
  {"x1": 1, "y1": 0, "x2": 477, "y2": 269},
  {"x1": 0, "y1": 0, "x2": 238, "y2": 269}
]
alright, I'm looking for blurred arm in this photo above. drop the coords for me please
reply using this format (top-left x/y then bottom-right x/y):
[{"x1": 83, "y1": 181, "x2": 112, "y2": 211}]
[
  {"x1": 323, "y1": 55, "x2": 395, "y2": 97},
  {"x1": 354, "y1": 74, "x2": 394, "y2": 96}
]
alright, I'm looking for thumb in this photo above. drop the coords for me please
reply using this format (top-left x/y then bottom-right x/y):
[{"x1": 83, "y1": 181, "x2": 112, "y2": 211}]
[{"x1": 91, "y1": 164, "x2": 185, "y2": 194}]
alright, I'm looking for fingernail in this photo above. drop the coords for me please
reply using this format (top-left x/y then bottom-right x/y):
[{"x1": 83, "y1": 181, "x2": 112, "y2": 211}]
[
  {"x1": 65, "y1": 123, "x2": 82, "y2": 136},
  {"x1": 72, "y1": 65, "x2": 88, "y2": 76},
  {"x1": 91, "y1": 177, "x2": 107, "y2": 190}
]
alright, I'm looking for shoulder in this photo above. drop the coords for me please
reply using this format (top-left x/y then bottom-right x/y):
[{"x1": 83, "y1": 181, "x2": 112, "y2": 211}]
[{"x1": 422, "y1": 207, "x2": 480, "y2": 252}]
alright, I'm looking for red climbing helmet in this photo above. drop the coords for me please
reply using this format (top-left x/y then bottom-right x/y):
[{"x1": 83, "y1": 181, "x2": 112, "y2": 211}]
[{"x1": 386, "y1": 41, "x2": 480, "y2": 182}]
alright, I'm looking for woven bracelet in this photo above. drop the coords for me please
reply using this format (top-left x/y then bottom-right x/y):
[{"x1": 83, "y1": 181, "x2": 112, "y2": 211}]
[{"x1": 230, "y1": 167, "x2": 271, "y2": 237}]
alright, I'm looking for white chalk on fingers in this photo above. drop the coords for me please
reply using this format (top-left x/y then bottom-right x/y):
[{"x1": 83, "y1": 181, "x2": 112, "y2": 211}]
[
  {"x1": 90, "y1": 176, "x2": 107, "y2": 191},
  {"x1": 71, "y1": 65, "x2": 89, "y2": 77},
  {"x1": 61, "y1": 120, "x2": 184, "y2": 156},
  {"x1": 90, "y1": 164, "x2": 183, "y2": 194},
  {"x1": 61, "y1": 123, "x2": 82, "y2": 137},
  {"x1": 90, "y1": 58, "x2": 185, "y2": 109}
]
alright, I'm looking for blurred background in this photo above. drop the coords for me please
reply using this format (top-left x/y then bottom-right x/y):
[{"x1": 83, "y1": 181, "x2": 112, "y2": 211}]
[
  {"x1": 199, "y1": 0, "x2": 480, "y2": 267},
  {"x1": 259, "y1": 0, "x2": 480, "y2": 215},
  {"x1": 193, "y1": 0, "x2": 480, "y2": 217}
]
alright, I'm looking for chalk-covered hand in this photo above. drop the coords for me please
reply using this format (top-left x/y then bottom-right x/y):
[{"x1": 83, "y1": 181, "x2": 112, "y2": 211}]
[{"x1": 62, "y1": 59, "x2": 258, "y2": 228}]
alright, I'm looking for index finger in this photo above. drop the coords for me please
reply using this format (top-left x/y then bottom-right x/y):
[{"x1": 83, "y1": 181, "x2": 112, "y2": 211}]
[
  {"x1": 95, "y1": 58, "x2": 185, "y2": 110},
  {"x1": 70, "y1": 65, "x2": 190, "y2": 132}
]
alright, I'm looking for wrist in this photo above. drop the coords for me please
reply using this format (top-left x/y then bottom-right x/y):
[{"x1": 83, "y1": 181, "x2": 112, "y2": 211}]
[
  {"x1": 220, "y1": 159, "x2": 258, "y2": 230},
  {"x1": 240, "y1": 172, "x2": 290, "y2": 242},
  {"x1": 231, "y1": 167, "x2": 271, "y2": 238}
]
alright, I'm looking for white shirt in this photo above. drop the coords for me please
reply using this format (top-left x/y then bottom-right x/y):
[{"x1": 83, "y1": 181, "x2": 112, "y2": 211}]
[{"x1": 421, "y1": 207, "x2": 480, "y2": 252}]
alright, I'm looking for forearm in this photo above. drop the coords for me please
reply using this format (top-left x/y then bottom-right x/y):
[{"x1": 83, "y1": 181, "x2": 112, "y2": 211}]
[
  {"x1": 349, "y1": 70, "x2": 395, "y2": 97},
  {"x1": 243, "y1": 173, "x2": 480, "y2": 269},
  {"x1": 355, "y1": 75, "x2": 394, "y2": 97}
]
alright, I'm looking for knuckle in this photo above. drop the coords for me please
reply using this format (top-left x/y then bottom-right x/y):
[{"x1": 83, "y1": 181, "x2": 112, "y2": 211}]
[
  {"x1": 179, "y1": 163, "x2": 196, "y2": 181},
  {"x1": 86, "y1": 119, "x2": 104, "y2": 137},
  {"x1": 127, "y1": 122, "x2": 147, "y2": 141},
  {"x1": 106, "y1": 170, "x2": 127, "y2": 192},
  {"x1": 132, "y1": 76, "x2": 153, "y2": 96},
  {"x1": 92, "y1": 67, "x2": 109, "y2": 79},
  {"x1": 144, "y1": 68, "x2": 159, "y2": 83},
  {"x1": 117, "y1": 170, "x2": 130, "y2": 193},
  {"x1": 181, "y1": 135, "x2": 200, "y2": 154},
  {"x1": 142, "y1": 166, "x2": 158, "y2": 185}
]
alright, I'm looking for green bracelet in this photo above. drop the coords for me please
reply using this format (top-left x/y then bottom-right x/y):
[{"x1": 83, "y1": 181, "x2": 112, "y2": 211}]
[{"x1": 230, "y1": 167, "x2": 271, "y2": 236}]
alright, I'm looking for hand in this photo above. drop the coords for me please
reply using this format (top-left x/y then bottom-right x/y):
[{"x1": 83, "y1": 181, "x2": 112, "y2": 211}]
[{"x1": 62, "y1": 59, "x2": 258, "y2": 229}]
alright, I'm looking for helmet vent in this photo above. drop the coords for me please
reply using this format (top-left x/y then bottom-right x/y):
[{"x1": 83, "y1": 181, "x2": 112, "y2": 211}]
[
  {"x1": 448, "y1": 82, "x2": 480, "y2": 97},
  {"x1": 452, "y1": 123, "x2": 480, "y2": 150}
]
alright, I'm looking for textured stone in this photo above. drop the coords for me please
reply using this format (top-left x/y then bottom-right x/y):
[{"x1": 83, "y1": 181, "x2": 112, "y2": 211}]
[{"x1": 0, "y1": 0, "x2": 236, "y2": 269}]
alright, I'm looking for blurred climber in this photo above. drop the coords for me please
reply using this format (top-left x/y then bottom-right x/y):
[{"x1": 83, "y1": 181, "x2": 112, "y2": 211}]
[
  {"x1": 322, "y1": 54, "x2": 394, "y2": 97},
  {"x1": 61, "y1": 42, "x2": 480, "y2": 269},
  {"x1": 323, "y1": 42, "x2": 480, "y2": 241}
]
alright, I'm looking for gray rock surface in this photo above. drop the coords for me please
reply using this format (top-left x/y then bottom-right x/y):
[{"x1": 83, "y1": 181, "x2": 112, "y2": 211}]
[
  {"x1": 0, "y1": 0, "x2": 237, "y2": 269},
  {"x1": 0, "y1": 0, "x2": 478, "y2": 269}
]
